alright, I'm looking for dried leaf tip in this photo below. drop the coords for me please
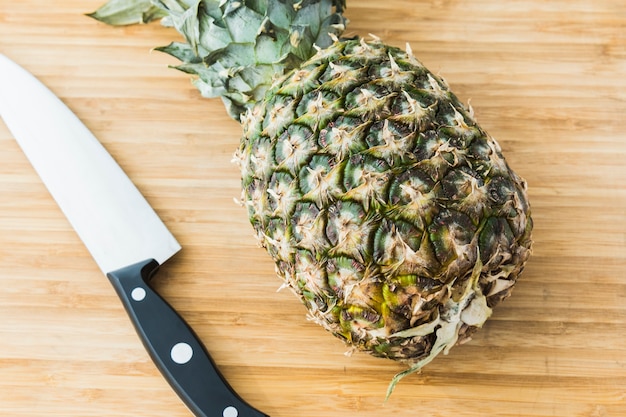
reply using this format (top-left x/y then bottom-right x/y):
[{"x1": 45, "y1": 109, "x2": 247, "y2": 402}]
[
  {"x1": 451, "y1": 104, "x2": 469, "y2": 128},
  {"x1": 388, "y1": 53, "x2": 400, "y2": 74},
  {"x1": 405, "y1": 42, "x2": 413, "y2": 56},
  {"x1": 405, "y1": 42, "x2": 423, "y2": 66},
  {"x1": 467, "y1": 99, "x2": 476, "y2": 119},
  {"x1": 427, "y1": 73, "x2": 446, "y2": 97}
]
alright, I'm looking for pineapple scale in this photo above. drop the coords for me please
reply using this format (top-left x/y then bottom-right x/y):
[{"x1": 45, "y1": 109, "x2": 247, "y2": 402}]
[{"x1": 237, "y1": 38, "x2": 533, "y2": 380}]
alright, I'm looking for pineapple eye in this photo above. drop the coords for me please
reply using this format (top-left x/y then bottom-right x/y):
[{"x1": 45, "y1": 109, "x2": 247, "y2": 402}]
[{"x1": 487, "y1": 176, "x2": 515, "y2": 206}]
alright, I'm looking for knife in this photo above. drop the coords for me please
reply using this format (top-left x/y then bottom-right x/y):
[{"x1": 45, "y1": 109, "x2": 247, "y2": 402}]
[{"x1": 0, "y1": 54, "x2": 268, "y2": 417}]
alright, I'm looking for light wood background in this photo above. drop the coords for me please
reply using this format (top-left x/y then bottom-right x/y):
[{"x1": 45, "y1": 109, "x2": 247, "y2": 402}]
[{"x1": 1, "y1": 1, "x2": 625, "y2": 416}]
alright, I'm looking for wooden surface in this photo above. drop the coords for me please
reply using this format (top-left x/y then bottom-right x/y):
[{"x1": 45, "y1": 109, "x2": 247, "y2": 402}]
[{"x1": 1, "y1": 1, "x2": 625, "y2": 416}]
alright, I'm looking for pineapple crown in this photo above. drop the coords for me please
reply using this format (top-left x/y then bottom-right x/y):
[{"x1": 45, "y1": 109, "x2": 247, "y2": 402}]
[{"x1": 90, "y1": 0, "x2": 348, "y2": 119}]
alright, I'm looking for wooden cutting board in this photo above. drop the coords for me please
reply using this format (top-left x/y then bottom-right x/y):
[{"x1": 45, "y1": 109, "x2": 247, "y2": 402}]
[{"x1": 1, "y1": 1, "x2": 624, "y2": 416}]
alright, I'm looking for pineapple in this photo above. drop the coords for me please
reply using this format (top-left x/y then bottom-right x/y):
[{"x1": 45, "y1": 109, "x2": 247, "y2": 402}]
[{"x1": 91, "y1": 0, "x2": 533, "y2": 396}]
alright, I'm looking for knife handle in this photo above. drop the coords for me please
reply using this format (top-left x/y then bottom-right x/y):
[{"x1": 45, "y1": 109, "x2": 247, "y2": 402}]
[{"x1": 107, "y1": 259, "x2": 269, "y2": 417}]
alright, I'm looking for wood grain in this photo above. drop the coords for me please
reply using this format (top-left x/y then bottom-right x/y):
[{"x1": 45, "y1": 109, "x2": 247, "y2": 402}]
[{"x1": 1, "y1": 1, "x2": 625, "y2": 416}]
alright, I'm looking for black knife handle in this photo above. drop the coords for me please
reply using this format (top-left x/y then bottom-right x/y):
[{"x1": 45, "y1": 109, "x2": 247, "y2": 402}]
[{"x1": 107, "y1": 259, "x2": 269, "y2": 417}]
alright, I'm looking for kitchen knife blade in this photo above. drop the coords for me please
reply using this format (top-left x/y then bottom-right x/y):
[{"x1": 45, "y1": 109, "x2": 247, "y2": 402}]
[{"x1": 0, "y1": 54, "x2": 268, "y2": 417}]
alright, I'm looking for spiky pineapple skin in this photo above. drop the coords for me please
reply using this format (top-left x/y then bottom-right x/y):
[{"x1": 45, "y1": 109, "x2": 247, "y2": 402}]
[{"x1": 236, "y1": 38, "x2": 533, "y2": 369}]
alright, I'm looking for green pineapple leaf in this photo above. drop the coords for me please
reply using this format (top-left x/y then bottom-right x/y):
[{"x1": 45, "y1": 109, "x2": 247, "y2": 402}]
[
  {"x1": 89, "y1": 0, "x2": 348, "y2": 119},
  {"x1": 87, "y1": 0, "x2": 167, "y2": 25}
]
